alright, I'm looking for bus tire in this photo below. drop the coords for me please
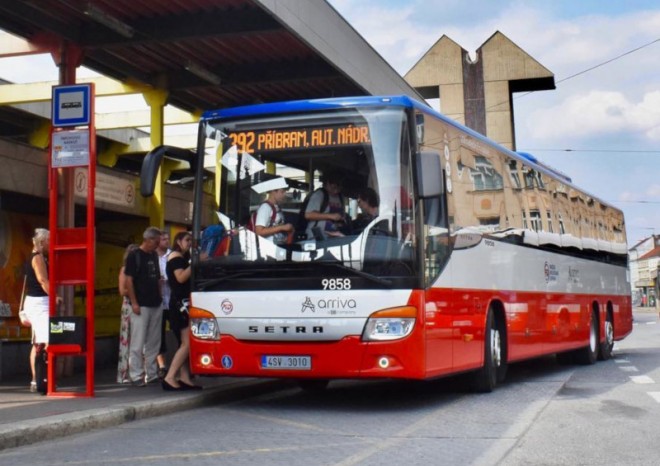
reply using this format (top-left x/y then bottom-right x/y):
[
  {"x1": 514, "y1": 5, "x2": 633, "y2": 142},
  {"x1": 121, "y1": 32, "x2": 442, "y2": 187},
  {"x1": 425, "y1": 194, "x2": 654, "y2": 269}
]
[
  {"x1": 574, "y1": 309, "x2": 598, "y2": 365},
  {"x1": 472, "y1": 310, "x2": 502, "y2": 393},
  {"x1": 598, "y1": 309, "x2": 614, "y2": 361},
  {"x1": 298, "y1": 379, "x2": 330, "y2": 393}
]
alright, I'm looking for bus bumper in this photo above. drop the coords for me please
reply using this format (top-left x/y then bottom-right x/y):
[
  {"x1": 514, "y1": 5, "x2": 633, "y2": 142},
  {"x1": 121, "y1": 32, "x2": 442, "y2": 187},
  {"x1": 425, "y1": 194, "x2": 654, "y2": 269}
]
[{"x1": 189, "y1": 334, "x2": 426, "y2": 380}]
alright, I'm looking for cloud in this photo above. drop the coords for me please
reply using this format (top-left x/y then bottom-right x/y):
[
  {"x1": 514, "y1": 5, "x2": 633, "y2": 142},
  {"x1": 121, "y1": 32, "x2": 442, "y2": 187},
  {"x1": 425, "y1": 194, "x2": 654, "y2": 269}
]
[
  {"x1": 525, "y1": 90, "x2": 660, "y2": 141},
  {"x1": 647, "y1": 184, "x2": 660, "y2": 198}
]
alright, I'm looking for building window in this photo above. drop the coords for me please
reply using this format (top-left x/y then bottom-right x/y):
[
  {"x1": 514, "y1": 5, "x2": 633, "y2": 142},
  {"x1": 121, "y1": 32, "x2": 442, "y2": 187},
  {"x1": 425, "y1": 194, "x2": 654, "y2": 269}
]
[
  {"x1": 530, "y1": 209, "x2": 542, "y2": 232},
  {"x1": 479, "y1": 217, "x2": 501, "y2": 232},
  {"x1": 522, "y1": 166, "x2": 545, "y2": 189},
  {"x1": 547, "y1": 211, "x2": 554, "y2": 233},
  {"x1": 470, "y1": 155, "x2": 503, "y2": 191},
  {"x1": 508, "y1": 160, "x2": 521, "y2": 188}
]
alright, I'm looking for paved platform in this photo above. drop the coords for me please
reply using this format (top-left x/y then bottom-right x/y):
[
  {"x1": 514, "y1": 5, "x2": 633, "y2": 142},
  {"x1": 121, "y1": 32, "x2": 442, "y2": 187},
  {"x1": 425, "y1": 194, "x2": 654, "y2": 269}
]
[
  {"x1": 0, "y1": 367, "x2": 288, "y2": 451},
  {"x1": 1, "y1": 307, "x2": 654, "y2": 452}
]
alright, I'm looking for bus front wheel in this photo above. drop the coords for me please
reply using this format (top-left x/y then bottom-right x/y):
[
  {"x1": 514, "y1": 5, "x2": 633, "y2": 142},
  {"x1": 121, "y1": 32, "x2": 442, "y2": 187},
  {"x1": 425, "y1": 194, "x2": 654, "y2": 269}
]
[{"x1": 574, "y1": 310, "x2": 598, "y2": 365}]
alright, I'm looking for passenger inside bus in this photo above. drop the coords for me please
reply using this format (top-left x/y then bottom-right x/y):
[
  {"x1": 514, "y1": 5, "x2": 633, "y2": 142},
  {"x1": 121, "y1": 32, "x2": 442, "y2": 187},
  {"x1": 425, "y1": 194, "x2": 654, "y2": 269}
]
[
  {"x1": 302, "y1": 171, "x2": 349, "y2": 240},
  {"x1": 250, "y1": 176, "x2": 294, "y2": 245}
]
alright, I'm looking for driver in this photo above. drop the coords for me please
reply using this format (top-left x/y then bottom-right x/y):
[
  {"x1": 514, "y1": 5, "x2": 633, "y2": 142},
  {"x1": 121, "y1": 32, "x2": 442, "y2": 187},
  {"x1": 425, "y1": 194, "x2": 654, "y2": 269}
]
[{"x1": 353, "y1": 187, "x2": 379, "y2": 232}]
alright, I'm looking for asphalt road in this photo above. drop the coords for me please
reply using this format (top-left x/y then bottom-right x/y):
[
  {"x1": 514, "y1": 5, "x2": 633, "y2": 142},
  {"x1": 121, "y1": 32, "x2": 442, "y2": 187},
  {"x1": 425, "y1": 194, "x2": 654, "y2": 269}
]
[{"x1": 1, "y1": 310, "x2": 658, "y2": 466}]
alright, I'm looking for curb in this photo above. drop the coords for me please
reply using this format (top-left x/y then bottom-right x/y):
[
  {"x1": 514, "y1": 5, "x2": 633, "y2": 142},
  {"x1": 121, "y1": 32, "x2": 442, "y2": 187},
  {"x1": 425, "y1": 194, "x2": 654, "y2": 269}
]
[{"x1": 0, "y1": 379, "x2": 290, "y2": 452}]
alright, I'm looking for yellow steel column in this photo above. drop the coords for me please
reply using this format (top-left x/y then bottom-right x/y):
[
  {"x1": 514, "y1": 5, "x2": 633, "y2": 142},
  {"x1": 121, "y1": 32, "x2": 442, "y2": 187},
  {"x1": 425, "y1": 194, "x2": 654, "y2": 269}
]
[
  {"x1": 97, "y1": 142, "x2": 129, "y2": 168},
  {"x1": 143, "y1": 89, "x2": 169, "y2": 229},
  {"x1": 28, "y1": 121, "x2": 51, "y2": 149}
]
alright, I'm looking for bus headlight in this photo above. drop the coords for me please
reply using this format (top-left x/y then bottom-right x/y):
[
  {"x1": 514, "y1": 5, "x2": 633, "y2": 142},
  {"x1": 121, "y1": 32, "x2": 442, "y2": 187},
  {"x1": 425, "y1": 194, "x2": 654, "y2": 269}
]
[
  {"x1": 190, "y1": 307, "x2": 220, "y2": 341},
  {"x1": 362, "y1": 306, "x2": 417, "y2": 341}
]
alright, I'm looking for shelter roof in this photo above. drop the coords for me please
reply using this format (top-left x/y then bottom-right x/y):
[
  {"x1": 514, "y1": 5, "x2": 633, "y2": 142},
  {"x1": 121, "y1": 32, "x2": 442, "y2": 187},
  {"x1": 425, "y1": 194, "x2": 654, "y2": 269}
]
[{"x1": 0, "y1": 0, "x2": 418, "y2": 114}]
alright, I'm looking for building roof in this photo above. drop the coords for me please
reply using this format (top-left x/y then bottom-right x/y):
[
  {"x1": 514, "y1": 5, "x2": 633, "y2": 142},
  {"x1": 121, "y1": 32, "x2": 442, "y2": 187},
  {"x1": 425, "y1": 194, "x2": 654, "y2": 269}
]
[{"x1": 638, "y1": 246, "x2": 660, "y2": 261}]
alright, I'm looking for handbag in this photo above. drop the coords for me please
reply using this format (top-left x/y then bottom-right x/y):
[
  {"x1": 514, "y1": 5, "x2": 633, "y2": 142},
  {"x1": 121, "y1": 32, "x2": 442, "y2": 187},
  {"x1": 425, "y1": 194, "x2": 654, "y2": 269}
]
[{"x1": 18, "y1": 276, "x2": 30, "y2": 327}]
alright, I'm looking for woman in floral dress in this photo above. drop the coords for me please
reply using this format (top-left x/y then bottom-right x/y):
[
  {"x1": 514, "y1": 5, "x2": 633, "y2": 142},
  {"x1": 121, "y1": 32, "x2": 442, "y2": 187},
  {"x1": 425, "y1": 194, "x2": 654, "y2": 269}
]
[{"x1": 117, "y1": 244, "x2": 138, "y2": 383}]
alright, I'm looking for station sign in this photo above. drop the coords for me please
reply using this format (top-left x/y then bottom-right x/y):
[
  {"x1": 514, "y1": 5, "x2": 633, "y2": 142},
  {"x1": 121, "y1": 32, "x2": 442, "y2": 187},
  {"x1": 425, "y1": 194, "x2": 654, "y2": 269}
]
[
  {"x1": 52, "y1": 84, "x2": 92, "y2": 127},
  {"x1": 51, "y1": 129, "x2": 90, "y2": 168}
]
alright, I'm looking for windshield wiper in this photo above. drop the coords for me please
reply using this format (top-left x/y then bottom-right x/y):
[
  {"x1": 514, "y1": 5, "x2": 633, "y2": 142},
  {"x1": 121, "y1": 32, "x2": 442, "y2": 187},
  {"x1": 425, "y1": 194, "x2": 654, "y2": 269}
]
[{"x1": 317, "y1": 262, "x2": 393, "y2": 287}]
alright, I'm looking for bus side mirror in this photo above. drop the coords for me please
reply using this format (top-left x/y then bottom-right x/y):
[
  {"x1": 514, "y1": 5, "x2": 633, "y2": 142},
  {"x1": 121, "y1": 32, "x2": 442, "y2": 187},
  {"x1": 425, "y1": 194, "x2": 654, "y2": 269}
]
[
  {"x1": 140, "y1": 145, "x2": 196, "y2": 197},
  {"x1": 416, "y1": 151, "x2": 444, "y2": 198}
]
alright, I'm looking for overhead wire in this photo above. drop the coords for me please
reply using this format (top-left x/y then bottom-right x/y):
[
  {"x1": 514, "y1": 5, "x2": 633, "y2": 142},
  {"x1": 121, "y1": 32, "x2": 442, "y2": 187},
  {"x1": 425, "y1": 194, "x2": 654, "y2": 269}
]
[{"x1": 485, "y1": 36, "x2": 660, "y2": 110}]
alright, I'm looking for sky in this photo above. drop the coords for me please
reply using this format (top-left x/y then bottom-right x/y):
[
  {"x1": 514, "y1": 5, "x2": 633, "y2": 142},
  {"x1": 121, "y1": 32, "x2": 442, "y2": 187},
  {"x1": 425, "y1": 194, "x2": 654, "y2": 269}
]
[
  {"x1": 0, "y1": 0, "x2": 659, "y2": 246},
  {"x1": 327, "y1": 0, "x2": 660, "y2": 247}
]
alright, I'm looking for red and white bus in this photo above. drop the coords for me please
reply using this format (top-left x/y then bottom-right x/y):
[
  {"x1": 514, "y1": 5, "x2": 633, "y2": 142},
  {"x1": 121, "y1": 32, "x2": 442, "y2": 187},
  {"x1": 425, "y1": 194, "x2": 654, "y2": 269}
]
[{"x1": 141, "y1": 95, "x2": 632, "y2": 391}]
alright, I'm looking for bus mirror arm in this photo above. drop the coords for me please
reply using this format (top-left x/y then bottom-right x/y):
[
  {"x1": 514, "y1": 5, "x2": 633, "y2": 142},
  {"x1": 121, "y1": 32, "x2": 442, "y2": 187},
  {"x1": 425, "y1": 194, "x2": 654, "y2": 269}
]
[
  {"x1": 140, "y1": 145, "x2": 197, "y2": 197},
  {"x1": 416, "y1": 151, "x2": 444, "y2": 198}
]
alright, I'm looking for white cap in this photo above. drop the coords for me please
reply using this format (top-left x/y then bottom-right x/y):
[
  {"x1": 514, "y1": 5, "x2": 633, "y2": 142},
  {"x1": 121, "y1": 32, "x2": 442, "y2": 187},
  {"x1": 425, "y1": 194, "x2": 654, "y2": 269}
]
[{"x1": 251, "y1": 177, "x2": 288, "y2": 194}]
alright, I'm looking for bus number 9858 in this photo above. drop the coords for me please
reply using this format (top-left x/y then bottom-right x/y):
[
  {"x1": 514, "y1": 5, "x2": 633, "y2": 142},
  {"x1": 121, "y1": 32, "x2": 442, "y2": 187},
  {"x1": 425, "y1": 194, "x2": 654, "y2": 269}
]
[{"x1": 321, "y1": 278, "x2": 351, "y2": 290}]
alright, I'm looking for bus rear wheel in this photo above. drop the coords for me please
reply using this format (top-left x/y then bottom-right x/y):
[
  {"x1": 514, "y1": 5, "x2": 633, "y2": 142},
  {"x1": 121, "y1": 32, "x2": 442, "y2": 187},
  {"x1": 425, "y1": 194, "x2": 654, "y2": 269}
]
[
  {"x1": 598, "y1": 310, "x2": 614, "y2": 361},
  {"x1": 473, "y1": 310, "x2": 505, "y2": 392}
]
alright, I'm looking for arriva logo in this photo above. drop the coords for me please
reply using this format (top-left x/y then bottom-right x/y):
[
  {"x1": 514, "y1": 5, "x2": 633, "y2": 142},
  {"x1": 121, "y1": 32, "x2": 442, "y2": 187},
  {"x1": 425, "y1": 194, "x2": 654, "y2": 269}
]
[
  {"x1": 301, "y1": 297, "x2": 315, "y2": 313},
  {"x1": 301, "y1": 297, "x2": 358, "y2": 313},
  {"x1": 318, "y1": 298, "x2": 357, "y2": 309}
]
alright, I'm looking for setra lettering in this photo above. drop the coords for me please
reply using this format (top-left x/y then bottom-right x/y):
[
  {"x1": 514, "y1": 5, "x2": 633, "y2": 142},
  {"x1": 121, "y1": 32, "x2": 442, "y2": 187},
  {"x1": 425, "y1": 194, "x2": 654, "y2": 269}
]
[{"x1": 247, "y1": 325, "x2": 324, "y2": 334}]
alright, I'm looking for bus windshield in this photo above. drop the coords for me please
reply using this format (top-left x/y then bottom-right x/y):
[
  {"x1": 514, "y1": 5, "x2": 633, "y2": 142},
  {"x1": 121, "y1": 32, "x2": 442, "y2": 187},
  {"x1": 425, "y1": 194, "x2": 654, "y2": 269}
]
[{"x1": 194, "y1": 106, "x2": 417, "y2": 291}]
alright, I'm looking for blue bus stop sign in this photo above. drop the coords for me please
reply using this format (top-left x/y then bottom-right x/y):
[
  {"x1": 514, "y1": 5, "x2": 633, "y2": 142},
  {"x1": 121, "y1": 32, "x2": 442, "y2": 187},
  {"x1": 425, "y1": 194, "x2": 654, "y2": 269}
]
[{"x1": 52, "y1": 84, "x2": 92, "y2": 127}]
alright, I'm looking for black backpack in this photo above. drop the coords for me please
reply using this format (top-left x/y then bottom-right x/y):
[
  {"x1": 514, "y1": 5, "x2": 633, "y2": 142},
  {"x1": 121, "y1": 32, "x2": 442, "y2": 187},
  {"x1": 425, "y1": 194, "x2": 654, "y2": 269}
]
[{"x1": 296, "y1": 188, "x2": 341, "y2": 236}]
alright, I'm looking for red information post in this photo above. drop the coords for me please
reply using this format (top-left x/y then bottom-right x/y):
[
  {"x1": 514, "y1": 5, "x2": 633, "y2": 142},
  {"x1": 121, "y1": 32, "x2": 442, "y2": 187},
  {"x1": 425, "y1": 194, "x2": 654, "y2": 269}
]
[{"x1": 48, "y1": 83, "x2": 96, "y2": 397}]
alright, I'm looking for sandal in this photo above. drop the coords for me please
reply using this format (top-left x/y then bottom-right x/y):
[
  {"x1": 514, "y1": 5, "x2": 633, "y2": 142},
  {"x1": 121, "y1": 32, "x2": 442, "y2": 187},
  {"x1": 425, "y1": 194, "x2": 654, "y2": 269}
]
[{"x1": 157, "y1": 366, "x2": 168, "y2": 379}]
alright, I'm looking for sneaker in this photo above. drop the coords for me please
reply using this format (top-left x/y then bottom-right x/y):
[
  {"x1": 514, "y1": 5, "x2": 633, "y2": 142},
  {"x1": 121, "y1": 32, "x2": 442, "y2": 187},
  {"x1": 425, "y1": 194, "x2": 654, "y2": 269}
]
[
  {"x1": 29, "y1": 381, "x2": 37, "y2": 393},
  {"x1": 146, "y1": 375, "x2": 160, "y2": 384},
  {"x1": 130, "y1": 379, "x2": 147, "y2": 387}
]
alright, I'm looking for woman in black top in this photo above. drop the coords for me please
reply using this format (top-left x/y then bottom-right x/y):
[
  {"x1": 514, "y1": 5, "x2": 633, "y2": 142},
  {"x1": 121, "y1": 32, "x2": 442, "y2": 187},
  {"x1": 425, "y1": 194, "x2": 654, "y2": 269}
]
[
  {"x1": 161, "y1": 231, "x2": 200, "y2": 391},
  {"x1": 24, "y1": 228, "x2": 60, "y2": 392}
]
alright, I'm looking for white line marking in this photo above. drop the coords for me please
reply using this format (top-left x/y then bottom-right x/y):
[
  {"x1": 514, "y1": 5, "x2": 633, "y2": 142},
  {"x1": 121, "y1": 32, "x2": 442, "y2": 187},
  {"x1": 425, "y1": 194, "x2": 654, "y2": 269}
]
[
  {"x1": 619, "y1": 366, "x2": 639, "y2": 372},
  {"x1": 648, "y1": 392, "x2": 660, "y2": 403},
  {"x1": 630, "y1": 375, "x2": 655, "y2": 384},
  {"x1": 614, "y1": 359, "x2": 629, "y2": 364}
]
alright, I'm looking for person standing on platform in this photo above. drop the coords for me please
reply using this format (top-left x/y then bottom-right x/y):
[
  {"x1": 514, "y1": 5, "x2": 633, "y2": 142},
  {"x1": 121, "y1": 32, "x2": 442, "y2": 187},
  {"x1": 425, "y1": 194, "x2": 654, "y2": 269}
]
[
  {"x1": 23, "y1": 228, "x2": 60, "y2": 392},
  {"x1": 116, "y1": 243, "x2": 138, "y2": 384},
  {"x1": 156, "y1": 231, "x2": 171, "y2": 379},
  {"x1": 162, "y1": 231, "x2": 201, "y2": 391},
  {"x1": 124, "y1": 227, "x2": 162, "y2": 387}
]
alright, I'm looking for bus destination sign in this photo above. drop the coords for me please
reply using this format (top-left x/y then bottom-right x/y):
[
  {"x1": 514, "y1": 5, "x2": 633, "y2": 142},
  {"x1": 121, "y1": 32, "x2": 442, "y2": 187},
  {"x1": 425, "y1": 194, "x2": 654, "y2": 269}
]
[{"x1": 228, "y1": 124, "x2": 371, "y2": 154}]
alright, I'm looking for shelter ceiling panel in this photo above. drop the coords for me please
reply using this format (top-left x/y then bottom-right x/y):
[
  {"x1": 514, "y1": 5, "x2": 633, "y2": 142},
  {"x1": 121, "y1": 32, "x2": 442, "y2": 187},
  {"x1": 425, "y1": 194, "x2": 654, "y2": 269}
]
[{"x1": 0, "y1": 0, "x2": 366, "y2": 113}]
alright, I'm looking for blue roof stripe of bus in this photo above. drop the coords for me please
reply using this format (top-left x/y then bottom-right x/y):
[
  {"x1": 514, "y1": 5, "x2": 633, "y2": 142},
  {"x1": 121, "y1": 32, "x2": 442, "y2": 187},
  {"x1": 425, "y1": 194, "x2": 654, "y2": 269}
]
[
  {"x1": 201, "y1": 96, "x2": 416, "y2": 120},
  {"x1": 202, "y1": 95, "x2": 615, "y2": 211}
]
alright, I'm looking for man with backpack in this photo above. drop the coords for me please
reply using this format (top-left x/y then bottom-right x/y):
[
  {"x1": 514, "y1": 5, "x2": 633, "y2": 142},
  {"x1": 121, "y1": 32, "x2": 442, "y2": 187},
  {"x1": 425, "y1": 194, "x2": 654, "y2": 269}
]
[
  {"x1": 124, "y1": 226, "x2": 163, "y2": 387},
  {"x1": 251, "y1": 177, "x2": 294, "y2": 245},
  {"x1": 303, "y1": 171, "x2": 347, "y2": 240}
]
